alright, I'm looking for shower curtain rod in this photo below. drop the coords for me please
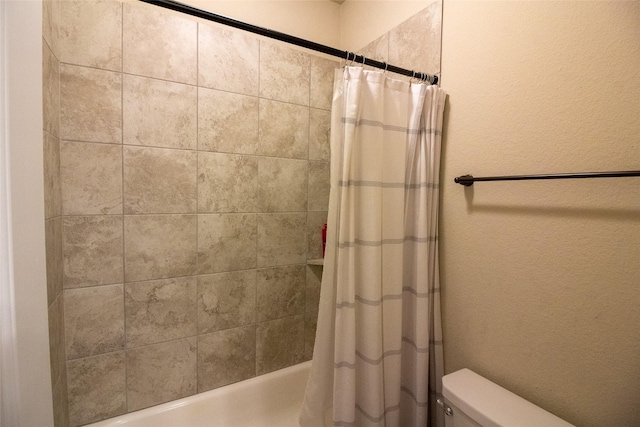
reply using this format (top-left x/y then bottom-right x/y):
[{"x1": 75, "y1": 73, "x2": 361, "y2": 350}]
[
  {"x1": 454, "y1": 170, "x2": 640, "y2": 186},
  {"x1": 138, "y1": 0, "x2": 439, "y2": 85}
]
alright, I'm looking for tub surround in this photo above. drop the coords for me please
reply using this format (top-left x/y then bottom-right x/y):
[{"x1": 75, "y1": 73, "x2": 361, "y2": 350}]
[{"x1": 44, "y1": 1, "x2": 332, "y2": 425}]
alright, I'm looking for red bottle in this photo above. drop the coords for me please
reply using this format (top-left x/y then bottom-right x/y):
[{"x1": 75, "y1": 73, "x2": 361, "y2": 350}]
[{"x1": 322, "y1": 224, "x2": 327, "y2": 257}]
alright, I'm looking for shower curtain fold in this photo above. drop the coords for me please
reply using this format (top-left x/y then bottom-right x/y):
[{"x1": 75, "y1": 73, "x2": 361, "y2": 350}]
[{"x1": 300, "y1": 67, "x2": 446, "y2": 427}]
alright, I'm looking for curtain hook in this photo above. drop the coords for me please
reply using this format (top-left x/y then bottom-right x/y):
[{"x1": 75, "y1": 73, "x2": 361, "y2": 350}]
[{"x1": 361, "y1": 54, "x2": 366, "y2": 67}]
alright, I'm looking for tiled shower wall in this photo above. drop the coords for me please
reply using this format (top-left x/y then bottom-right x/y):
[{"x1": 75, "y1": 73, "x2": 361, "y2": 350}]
[{"x1": 43, "y1": 1, "x2": 335, "y2": 425}]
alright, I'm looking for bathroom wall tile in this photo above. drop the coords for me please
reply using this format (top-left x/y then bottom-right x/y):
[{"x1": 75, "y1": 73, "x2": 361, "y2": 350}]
[
  {"x1": 60, "y1": 141, "x2": 122, "y2": 215},
  {"x1": 256, "y1": 315, "x2": 305, "y2": 375},
  {"x1": 198, "y1": 152, "x2": 257, "y2": 213},
  {"x1": 358, "y1": 32, "x2": 389, "y2": 64},
  {"x1": 257, "y1": 213, "x2": 307, "y2": 267},
  {"x1": 388, "y1": 4, "x2": 442, "y2": 76},
  {"x1": 307, "y1": 211, "x2": 328, "y2": 261},
  {"x1": 63, "y1": 216, "x2": 123, "y2": 288},
  {"x1": 197, "y1": 214, "x2": 256, "y2": 274},
  {"x1": 309, "y1": 108, "x2": 331, "y2": 162},
  {"x1": 126, "y1": 337, "x2": 197, "y2": 411},
  {"x1": 43, "y1": 133, "x2": 61, "y2": 220},
  {"x1": 123, "y1": 146, "x2": 197, "y2": 214},
  {"x1": 123, "y1": 2, "x2": 197, "y2": 84},
  {"x1": 304, "y1": 310, "x2": 319, "y2": 361},
  {"x1": 52, "y1": 369, "x2": 70, "y2": 427},
  {"x1": 256, "y1": 265, "x2": 305, "y2": 322},
  {"x1": 59, "y1": 0, "x2": 122, "y2": 71},
  {"x1": 258, "y1": 99, "x2": 309, "y2": 159},
  {"x1": 124, "y1": 214, "x2": 197, "y2": 282},
  {"x1": 43, "y1": 43, "x2": 60, "y2": 138},
  {"x1": 42, "y1": 0, "x2": 59, "y2": 58},
  {"x1": 67, "y1": 352, "x2": 126, "y2": 427},
  {"x1": 260, "y1": 41, "x2": 310, "y2": 106},
  {"x1": 198, "y1": 88, "x2": 259, "y2": 155},
  {"x1": 198, "y1": 24, "x2": 259, "y2": 96},
  {"x1": 198, "y1": 325, "x2": 256, "y2": 392},
  {"x1": 310, "y1": 56, "x2": 339, "y2": 111},
  {"x1": 306, "y1": 265, "x2": 322, "y2": 317},
  {"x1": 64, "y1": 284, "x2": 125, "y2": 360},
  {"x1": 123, "y1": 75, "x2": 197, "y2": 150},
  {"x1": 198, "y1": 270, "x2": 256, "y2": 334},
  {"x1": 125, "y1": 277, "x2": 197, "y2": 348},
  {"x1": 308, "y1": 161, "x2": 330, "y2": 211},
  {"x1": 258, "y1": 157, "x2": 308, "y2": 212},
  {"x1": 48, "y1": 294, "x2": 65, "y2": 386},
  {"x1": 45, "y1": 217, "x2": 63, "y2": 306},
  {"x1": 60, "y1": 64, "x2": 122, "y2": 144}
]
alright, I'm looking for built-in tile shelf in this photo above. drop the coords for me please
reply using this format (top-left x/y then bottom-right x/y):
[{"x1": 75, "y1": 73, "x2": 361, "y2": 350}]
[{"x1": 307, "y1": 258, "x2": 324, "y2": 266}]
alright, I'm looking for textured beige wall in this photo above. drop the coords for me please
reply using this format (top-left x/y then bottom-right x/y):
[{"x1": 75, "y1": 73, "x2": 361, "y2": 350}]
[{"x1": 440, "y1": 2, "x2": 640, "y2": 426}]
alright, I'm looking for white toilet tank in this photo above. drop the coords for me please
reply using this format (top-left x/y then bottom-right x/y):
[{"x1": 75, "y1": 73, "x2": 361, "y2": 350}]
[{"x1": 441, "y1": 369, "x2": 575, "y2": 427}]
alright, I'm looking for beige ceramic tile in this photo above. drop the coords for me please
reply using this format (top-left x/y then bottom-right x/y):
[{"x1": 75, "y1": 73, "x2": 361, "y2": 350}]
[
  {"x1": 124, "y1": 214, "x2": 197, "y2": 282},
  {"x1": 67, "y1": 352, "x2": 126, "y2": 427},
  {"x1": 256, "y1": 265, "x2": 305, "y2": 322},
  {"x1": 45, "y1": 217, "x2": 63, "y2": 306},
  {"x1": 43, "y1": 133, "x2": 61, "y2": 220},
  {"x1": 63, "y1": 216, "x2": 123, "y2": 288},
  {"x1": 59, "y1": 0, "x2": 122, "y2": 71},
  {"x1": 257, "y1": 213, "x2": 307, "y2": 267},
  {"x1": 304, "y1": 310, "x2": 319, "y2": 361},
  {"x1": 64, "y1": 284, "x2": 125, "y2": 360},
  {"x1": 258, "y1": 99, "x2": 309, "y2": 159},
  {"x1": 308, "y1": 161, "x2": 330, "y2": 211},
  {"x1": 358, "y1": 33, "x2": 389, "y2": 64},
  {"x1": 60, "y1": 141, "x2": 122, "y2": 215},
  {"x1": 126, "y1": 338, "x2": 197, "y2": 411},
  {"x1": 256, "y1": 315, "x2": 305, "y2": 375},
  {"x1": 388, "y1": 3, "x2": 442, "y2": 76},
  {"x1": 307, "y1": 211, "x2": 328, "y2": 261},
  {"x1": 198, "y1": 326, "x2": 256, "y2": 392},
  {"x1": 197, "y1": 214, "x2": 257, "y2": 274},
  {"x1": 198, "y1": 270, "x2": 256, "y2": 334},
  {"x1": 260, "y1": 41, "x2": 310, "y2": 106},
  {"x1": 123, "y1": 74, "x2": 197, "y2": 149},
  {"x1": 123, "y1": 146, "x2": 197, "y2": 214},
  {"x1": 310, "y1": 56, "x2": 339, "y2": 111},
  {"x1": 42, "y1": 0, "x2": 59, "y2": 58},
  {"x1": 43, "y1": 43, "x2": 60, "y2": 138},
  {"x1": 198, "y1": 88, "x2": 259, "y2": 154},
  {"x1": 48, "y1": 294, "x2": 66, "y2": 386},
  {"x1": 60, "y1": 64, "x2": 122, "y2": 144},
  {"x1": 198, "y1": 152, "x2": 257, "y2": 213},
  {"x1": 306, "y1": 265, "x2": 322, "y2": 313},
  {"x1": 198, "y1": 24, "x2": 259, "y2": 96},
  {"x1": 123, "y1": 2, "x2": 197, "y2": 84},
  {"x1": 125, "y1": 277, "x2": 197, "y2": 348},
  {"x1": 309, "y1": 108, "x2": 331, "y2": 162},
  {"x1": 258, "y1": 158, "x2": 308, "y2": 212}
]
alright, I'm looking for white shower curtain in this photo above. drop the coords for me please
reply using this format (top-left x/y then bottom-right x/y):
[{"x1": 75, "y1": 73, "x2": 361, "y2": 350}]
[{"x1": 300, "y1": 66, "x2": 446, "y2": 427}]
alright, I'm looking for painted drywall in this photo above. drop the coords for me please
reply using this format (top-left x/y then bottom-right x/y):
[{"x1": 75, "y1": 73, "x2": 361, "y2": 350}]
[
  {"x1": 3, "y1": 0, "x2": 54, "y2": 425},
  {"x1": 176, "y1": 0, "x2": 341, "y2": 47},
  {"x1": 440, "y1": 2, "x2": 640, "y2": 426},
  {"x1": 339, "y1": 0, "x2": 434, "y2": 52}
]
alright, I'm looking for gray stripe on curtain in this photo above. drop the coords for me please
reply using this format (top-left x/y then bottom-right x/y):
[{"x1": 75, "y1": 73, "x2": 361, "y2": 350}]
[
  {"x1": 338, "y1": 180, "x2": 439, "y2": 189},
  {"x1": 355, "y1": 403, "x2": 400, "y2": 423},
  {"x1": 400, "y1": 386, "x2": 429, "y2": 407},
  {"x1": 340, "y1": 117, "x2": 443, "y2": 136},
  {"x1": 338, "y1": 236, "x2": 437, "y2": 248},
  {"x1": 334, "y1": 349, "x2": 402, "y2": 369}
]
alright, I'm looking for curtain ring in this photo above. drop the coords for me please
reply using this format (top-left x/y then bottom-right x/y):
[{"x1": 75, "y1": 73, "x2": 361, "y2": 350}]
[
  {"x1": 383, "y1": 62, "x2": 388, "y2": 73},
  {"x1": 361, "y1": 54, "x2": 366, "y2": 67}
]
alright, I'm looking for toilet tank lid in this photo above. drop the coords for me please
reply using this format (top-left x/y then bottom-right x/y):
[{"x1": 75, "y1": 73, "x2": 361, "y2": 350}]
[{"x1": 442, "y1": 369, "x2": 575, "y2": 427}]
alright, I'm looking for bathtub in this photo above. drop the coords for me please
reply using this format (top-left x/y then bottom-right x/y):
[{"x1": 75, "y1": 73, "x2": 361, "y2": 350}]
[{"x1": 88, "y1": 361, "x2": 311, "y2": 427}]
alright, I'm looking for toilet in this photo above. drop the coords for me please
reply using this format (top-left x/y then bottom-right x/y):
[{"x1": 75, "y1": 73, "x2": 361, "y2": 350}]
[{"x1": 441, "y1": 369, "x2": 575, "y2": 427}]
